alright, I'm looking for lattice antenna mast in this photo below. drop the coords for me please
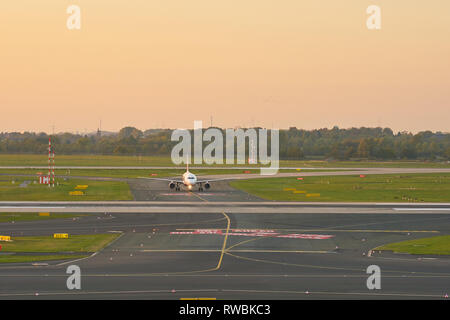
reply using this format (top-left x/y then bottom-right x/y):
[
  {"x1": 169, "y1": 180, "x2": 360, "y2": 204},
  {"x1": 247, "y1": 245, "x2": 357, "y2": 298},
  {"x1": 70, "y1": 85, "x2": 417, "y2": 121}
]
[
  {"x1": 52, "y1": 140, "x2": 55, "y2": 187},
  {"x1": 48, "y1": 137, "x2": 55, "y2": 187},
  {"x1": 48, "y1": 138, "x2": 51, "y2": 187}
]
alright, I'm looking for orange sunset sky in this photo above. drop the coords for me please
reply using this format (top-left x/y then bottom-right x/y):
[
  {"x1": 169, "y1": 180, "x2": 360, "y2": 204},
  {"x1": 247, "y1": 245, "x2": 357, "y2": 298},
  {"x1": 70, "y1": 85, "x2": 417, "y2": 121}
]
[{"x1": 0, "y1": 1, "x2": 449, "y2": 133}]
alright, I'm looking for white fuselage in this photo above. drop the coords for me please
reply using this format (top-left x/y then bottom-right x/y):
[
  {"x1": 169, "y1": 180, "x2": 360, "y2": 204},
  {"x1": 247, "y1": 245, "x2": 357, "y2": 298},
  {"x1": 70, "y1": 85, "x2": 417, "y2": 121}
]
[{"x1": 182, "y1": 171, "x2": 197, "y2": 188}]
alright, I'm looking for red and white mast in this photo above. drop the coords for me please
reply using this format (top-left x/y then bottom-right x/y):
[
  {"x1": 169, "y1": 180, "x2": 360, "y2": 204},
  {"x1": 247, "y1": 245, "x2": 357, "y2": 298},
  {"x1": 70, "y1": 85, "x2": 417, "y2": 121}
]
[
  {"x1": 48, "y1": 138, "x2": 51, "y2": 187},
  {"x1": 48, "y1": 137, "x2": 55, "y2": 187},
  {"x1": 52, "y1": 143, "x2": 55, "y2": 187}
]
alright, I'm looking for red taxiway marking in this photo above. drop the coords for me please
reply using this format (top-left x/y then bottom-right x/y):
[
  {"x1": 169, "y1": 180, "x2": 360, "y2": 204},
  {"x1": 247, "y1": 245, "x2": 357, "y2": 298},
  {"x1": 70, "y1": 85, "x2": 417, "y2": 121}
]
[
  {"x1": 160, "y1": 193, "x2": 220, "y2": 196},
  {"x1": 170, "y1": 229, "x2": 334, "y2": 240}
]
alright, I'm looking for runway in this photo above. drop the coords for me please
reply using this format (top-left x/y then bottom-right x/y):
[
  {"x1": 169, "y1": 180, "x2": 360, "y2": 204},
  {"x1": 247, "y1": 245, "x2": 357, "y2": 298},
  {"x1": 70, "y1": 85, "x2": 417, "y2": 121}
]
[
  {"x1": 0, "y1": 199, "x2": 449, "y2": 299},
  {"x1": 0, "y1": 172, "x2": 449, "y2": 299}
]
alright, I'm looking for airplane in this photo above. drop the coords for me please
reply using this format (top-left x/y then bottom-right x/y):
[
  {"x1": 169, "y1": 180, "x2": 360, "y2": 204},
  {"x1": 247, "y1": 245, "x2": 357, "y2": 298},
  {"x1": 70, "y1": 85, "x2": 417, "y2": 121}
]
[{"x1": 139, "y1": 163, "x2": 233, "y2": 192}]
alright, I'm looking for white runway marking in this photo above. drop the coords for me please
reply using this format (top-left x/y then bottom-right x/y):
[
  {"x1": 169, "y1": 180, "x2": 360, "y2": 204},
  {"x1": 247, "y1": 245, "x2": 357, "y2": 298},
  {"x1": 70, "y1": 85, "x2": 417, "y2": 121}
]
[
  {"x1": 393, "y1": 208, "x2": 450, "y2": 211},
  {"x1": 0, "y1": 207, "x2": 66, "y2": 209}
]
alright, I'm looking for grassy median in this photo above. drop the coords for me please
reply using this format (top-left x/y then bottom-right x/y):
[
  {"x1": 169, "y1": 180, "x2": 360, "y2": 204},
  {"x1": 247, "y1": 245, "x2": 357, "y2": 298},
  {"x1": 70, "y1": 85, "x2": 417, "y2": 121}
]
[
  {"x1": 0, "y1": 233, "x2": 121, "y2": 263},
  {"x1": 230, "y1": 173, "x2": 450, "y2": 202},
  {"x1": 0, "y1": 154, "x2": 448, "y2": 168},
  {"x1": 0, "y1": 177, "x2": 132, "y2": 201},
  {"x1": 375, "y1": 235, "x2": 450, "y2": 255},
  {"x1": 0, "y1": 212, "x2": 84, "y2": 223}
]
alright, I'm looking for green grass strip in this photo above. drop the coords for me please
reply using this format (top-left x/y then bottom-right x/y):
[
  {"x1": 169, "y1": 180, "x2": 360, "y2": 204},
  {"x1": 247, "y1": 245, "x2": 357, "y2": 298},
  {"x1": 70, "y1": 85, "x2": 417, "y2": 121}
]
[{"x1": 375, "y1": 235, "x2": 450, "y2": 255}]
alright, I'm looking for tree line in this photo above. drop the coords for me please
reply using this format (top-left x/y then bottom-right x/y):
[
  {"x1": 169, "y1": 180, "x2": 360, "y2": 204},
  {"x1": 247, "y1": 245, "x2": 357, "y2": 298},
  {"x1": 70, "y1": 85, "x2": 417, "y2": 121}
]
[{"x1": 0, "y1": 126, "x2": 449, "y2": 161}]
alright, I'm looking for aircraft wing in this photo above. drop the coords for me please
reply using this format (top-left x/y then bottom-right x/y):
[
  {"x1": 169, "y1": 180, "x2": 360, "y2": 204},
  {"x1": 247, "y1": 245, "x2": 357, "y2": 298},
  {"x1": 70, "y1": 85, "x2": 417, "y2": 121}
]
[
  {"x1": 138, "y1": 177, "x2": 183, "y2": 183},
  {"x1": 196, "y1": 177, "x2": 240, "y2": 183}
]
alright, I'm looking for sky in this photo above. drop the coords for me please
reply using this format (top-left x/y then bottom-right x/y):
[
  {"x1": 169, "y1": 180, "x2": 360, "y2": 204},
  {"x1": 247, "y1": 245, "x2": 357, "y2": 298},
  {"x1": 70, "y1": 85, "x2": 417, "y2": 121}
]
[{"x1": 1, "y1": 1, "x2": 449, "y2": 134}]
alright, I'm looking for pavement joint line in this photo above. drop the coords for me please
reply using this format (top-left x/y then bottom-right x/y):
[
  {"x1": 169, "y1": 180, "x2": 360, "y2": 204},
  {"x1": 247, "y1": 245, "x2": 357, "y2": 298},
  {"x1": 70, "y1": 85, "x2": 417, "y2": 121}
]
[
  {"x1": 2, "y1": 273, "x2": 450, "y2": 278},
  {"x1": 0, "y1": 288, "x2": 444, "y2": 298},
  {"x1": 0, "y1": 289, "x2": 221, "y2": 297},
  {"x1": 221, "y1": 289, "x2": 445, "y2": 298},
  {"x1": 225, "y1": 252, "x2": 450, "y2": 276}
]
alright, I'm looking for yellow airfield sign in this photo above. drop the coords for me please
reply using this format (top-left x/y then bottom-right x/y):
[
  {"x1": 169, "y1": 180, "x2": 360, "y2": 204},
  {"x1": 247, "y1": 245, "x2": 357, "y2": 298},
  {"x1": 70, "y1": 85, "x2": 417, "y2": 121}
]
[{"x1": 53, "y1": 233, "x2": 69, "y2": 239}]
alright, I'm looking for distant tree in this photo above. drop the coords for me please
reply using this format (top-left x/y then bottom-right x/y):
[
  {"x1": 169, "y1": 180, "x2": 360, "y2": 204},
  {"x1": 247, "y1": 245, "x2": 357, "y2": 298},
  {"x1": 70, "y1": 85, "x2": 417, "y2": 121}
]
[
  {"x1": 118, "y1": 127, "x2": 143, "y2": 140},
  {"x1": 0, "y1": 126, "x2": 448, "y2": 160},
  {"x1": 113, "y1": 145, "x2": 132, "y2": 154},
  {"x1": 357, "y1": 140, "x2": 369, "y2": 158},
  {"x1": 445, "y1": 147, "x2": 450, "y2": 160},
  {"x1": 286, "y1": 146, "x2": 304, "y2": 159}
]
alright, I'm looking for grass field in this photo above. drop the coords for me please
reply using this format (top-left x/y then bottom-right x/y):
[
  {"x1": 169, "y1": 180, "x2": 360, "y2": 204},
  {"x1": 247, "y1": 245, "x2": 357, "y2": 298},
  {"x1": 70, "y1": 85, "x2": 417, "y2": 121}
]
[
  {"x1": 0, "y1": 254, "x2": 87, "y2": 264},
  {"x1": 0, "y1": 177, "x2": 132, "y2": 201},
  {"x1": 0, "y1": 154, "x2": 173, "y2": 167},
  {"x1": 0, "y1": 233, "x2": 120, "y2": 263},
  {"x1": 230, "y1": 173, "x2": 450, "y2": 202},
  {"x1": 0, "y1": 168, "x2": 338, "y2": 179},
  {"x1": 0, "y1": 212, "x2": 84, "y2": 223},
  {"x1": 279, "y1": 160, "x2": 450, "y2": 168},
  {"x1": 375, "y1": 235, "x2": 450, "y2": 255},
  {"x1": 0, "y1": 154, "x2": 448, "y2": 168},
  {"x1": 1, "y1": 234, "x2": 120, "y2": 252}
]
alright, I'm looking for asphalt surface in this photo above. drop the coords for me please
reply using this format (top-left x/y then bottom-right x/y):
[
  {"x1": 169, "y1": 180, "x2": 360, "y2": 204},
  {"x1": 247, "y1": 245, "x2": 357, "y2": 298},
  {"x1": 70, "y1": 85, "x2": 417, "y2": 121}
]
[
  {"x1": 128, "y1": 179, "x2": 262, "y2": 202},
  {"x1": 0, "y1": 170, "x2": 449, "y2": 299},
  {"x1": 0, "y1": 187, "x2": 449, "y2": 299}
]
